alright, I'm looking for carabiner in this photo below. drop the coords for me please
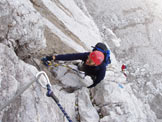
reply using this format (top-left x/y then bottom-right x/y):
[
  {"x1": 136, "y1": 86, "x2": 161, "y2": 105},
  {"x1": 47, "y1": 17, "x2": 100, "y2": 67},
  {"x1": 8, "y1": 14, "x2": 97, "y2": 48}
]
[{"x1": 36, "y1": 71, "x2": 51, "y2": 88}]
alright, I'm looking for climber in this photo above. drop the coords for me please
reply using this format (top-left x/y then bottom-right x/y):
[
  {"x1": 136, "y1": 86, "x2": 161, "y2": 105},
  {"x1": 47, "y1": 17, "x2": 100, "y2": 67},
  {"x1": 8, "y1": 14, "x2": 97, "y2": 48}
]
[
  {"x1": 121, "y1": 64, "x2": 127, "y2": 71},
  {"x1": 121, "y1": 64, "x2": 127, "y2": 77},
  {"x1": 42, "y1": 42, "x2": 111, "y2": 88}
]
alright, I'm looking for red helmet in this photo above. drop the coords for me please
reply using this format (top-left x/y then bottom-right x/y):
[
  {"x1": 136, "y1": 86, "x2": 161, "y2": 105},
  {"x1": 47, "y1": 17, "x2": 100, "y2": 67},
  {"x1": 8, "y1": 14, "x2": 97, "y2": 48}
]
[{"x1": 89, "y1": 51, "x2": 104, "y2": 66}]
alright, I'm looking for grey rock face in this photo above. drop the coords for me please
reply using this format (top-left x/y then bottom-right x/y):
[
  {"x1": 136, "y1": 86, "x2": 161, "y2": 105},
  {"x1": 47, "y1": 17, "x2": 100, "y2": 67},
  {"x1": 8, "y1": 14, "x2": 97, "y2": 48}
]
[
  {"x1": 0, "y1": 43, "x2": 76, "y2": 122},
  {"x1": 0, "y1": 0, "x2": 101, "y2": 122},
  {"x1": 0, "y1": 0, "x2": 46, "y2": 58},
  {"x1": 0, "y1": 0, "x2": 160, "y2": 122},
  {"x1": 84, "y1": 0, "x2": 162, "y2": 120},
  {"x1": 78, "y1": 88, "x2": 99, "y2": 122}
]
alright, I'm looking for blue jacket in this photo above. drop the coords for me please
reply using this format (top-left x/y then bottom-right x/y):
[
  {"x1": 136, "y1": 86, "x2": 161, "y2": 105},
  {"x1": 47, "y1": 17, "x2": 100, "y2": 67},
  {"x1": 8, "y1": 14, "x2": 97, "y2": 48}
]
[{"x1": 55, "y1": 52, "x2": 107, "y2": 88}]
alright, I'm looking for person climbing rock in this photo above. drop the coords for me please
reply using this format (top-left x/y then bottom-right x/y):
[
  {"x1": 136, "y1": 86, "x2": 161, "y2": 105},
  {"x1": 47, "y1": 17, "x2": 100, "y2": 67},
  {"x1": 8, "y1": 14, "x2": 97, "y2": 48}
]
[
  {"x1": 121, "y1": 64, "x2": 127, "y2": 77},
  {"x1": 42, "y1": 42, "x2": 111, "y2": 88}
]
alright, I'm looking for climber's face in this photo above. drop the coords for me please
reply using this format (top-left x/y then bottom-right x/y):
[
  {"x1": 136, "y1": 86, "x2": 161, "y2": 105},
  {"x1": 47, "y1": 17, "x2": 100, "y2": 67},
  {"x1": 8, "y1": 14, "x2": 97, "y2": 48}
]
[{"x1": 86, "y1": 56, "x2": 96, "y2": 66}]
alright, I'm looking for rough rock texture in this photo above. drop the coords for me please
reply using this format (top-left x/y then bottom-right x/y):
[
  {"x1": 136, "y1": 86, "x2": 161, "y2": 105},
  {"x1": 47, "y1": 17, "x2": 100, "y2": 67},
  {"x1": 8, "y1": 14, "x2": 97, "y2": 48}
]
[
  {"x1": 0, "y1": 0, "x2": 46, "y2": 58},
  {"x1": 0, "y1": 43, "x2": 77, "y2": 122},
  {"x1": 94, "y1": 82, "x2": 156, "y2": 122},
  {"x1": 0, "y1": 0, "x2": 104, "y2": 122},
  {"x1": 0, "y1": 0, "x2": 160, "y2": 122},
  {"x1": 84, "y1": 0, "x2": 162, "y2": 120},
  {"x1": 78, "y1": 88, "x2": 99, "y2": 122}
]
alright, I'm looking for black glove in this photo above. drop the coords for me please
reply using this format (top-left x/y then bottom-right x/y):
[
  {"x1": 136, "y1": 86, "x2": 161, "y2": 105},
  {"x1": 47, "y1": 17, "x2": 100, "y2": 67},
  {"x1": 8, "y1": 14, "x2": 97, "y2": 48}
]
[
  {"x1": 42, "y1": 56, "x2": 53, "y2": 61},
  {"x1": 41, "y1": 56, "x2": 53, "y2": 66}
]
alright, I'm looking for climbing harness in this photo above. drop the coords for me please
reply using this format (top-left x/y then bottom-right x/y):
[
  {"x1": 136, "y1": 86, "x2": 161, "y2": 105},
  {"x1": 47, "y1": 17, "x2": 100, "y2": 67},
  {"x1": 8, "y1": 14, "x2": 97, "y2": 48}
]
[{"x1": 0, "y1": 71, "x2": 73, "y2": 122}]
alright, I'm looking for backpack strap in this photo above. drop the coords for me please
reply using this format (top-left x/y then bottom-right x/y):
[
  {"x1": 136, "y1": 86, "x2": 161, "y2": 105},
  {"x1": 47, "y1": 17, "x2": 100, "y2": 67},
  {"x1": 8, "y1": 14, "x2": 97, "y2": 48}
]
[
  {"x1": 94, "y1": 47, "x2": 111, "y2": 66},
  {"x1": 105, "y1": 50, "x2": 111, "y2": 65}
]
